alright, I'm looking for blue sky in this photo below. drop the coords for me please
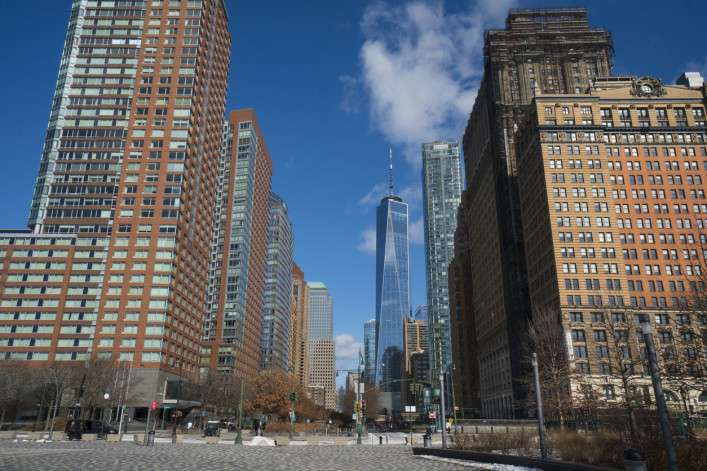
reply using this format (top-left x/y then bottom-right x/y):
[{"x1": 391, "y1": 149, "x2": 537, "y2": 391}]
[{"x1": 1, "y1": 0, "x2": 706, "y2": 385}]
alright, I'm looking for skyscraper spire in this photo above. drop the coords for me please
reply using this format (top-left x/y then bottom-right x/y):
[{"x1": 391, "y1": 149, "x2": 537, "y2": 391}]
[{"x1": 389, "y1": 148, "x2": 394, "y2": 196}]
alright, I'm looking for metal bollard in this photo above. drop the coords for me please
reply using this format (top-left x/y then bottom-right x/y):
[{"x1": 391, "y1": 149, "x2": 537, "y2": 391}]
[
  {"x1": 624, "y1": 448, "x2": 647, "y2": 471},
  {"x1": 147, "y1": 430, "x2": 155, "y2": 446},
  {"x1": 379, "y1": 435, "x2": 383, "y2": 445}
]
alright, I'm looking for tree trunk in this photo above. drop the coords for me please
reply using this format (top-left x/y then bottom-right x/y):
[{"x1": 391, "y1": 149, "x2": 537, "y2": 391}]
[{"x1": 0, "y1": 408, "x2": 5, "y2": 431}]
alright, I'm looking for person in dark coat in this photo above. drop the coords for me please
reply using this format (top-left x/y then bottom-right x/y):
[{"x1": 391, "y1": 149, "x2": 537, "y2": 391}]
[{"x1": 67, "y1": 421, "x2": 79, "y2": 440}]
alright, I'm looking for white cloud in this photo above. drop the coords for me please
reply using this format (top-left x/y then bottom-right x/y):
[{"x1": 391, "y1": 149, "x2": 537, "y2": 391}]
[
  {"x1": 359, "y1": 182, "x2": 388, "y2": 208},
  {"x1": 409, "y1": 217, "x2": 425, "y2": 245},
  {"x1": 355, "y1": 0, "x2": 517, "y2": 168},
  {"x1": 357, "y1": 226, "x2": 377, "y2": 254},
  {"x1": 335, "y1": 333, "x2": 364, "y2": 367}
]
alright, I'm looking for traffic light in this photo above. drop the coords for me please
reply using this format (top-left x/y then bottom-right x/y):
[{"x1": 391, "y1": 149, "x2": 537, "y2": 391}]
[
  {"x1": 354, "y1": 402, "x2": 360, "y2": 412},
  {"x1": 361, "y1": 401, "x2": 366, "y2": 414},
  {"x1": 288, "y1": 392, "x2": 298, "y2": 402},
  {"x1": 294, "y1": 392, "x2": 298, "y2": 402}
]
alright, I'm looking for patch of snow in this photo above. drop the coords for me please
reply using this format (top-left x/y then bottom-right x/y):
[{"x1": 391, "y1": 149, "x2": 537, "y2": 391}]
[
  {"x1": 418, "y1": 455, "x2": 543, "y2": 471},
  {"x1": 247, "y1": 436, "x2": 276, "y2": 446}
]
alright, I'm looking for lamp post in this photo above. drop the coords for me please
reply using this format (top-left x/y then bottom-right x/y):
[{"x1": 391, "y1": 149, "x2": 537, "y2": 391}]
[
  {"x1": 641, "y1": 317, "x2": 678, "y2": 471},
  {"x1": 289, "y1": 366, "x2": 296, "y2": 440},
  {"x1": 235, "y1": 376, "x2": 244, "y2": 444},
  {"x1": 100, "y1": 393, "x2": 110, "y2": 440},
  {"x1": 172, "y1": 360, "x2": 183, "y2": 437},
  {"x1": 531, "y1": 353, "x2": 548, "y2": 460}
]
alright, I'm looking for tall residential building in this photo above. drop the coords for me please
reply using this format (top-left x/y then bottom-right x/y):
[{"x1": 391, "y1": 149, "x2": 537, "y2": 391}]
[
  {"x1": 363, "y1": 318, "x2": 376, "y2": 384},
  {"x1": 422, "y1": 140, "x2": 463, "y2": 381},
  {"x1": 455, "y1": 8, "x2": 614, "y2": 418},
  {"x1": 403, "y1": 317, "x2": 429, "y2": 374},
  {"x1": 259, "y1": 193, "x2": 293, "y2": 372},
  {"x1": 290, "y1": 263, "x2": 310, "y2": 387},
  {"x1": 375, "y1": 152, "x2": 410, "y2": 412},
  {"x1": 514, "y1": 75, "x2": 707, "y2": 410},
  {"x1": 307, "y1": 282, "x2": 336, "y2": 410},
  {"x1": 448, "y1": 197, "x2": 481, "y2": 416},
  {"x1": 202, "y1": 109, "x2": 273, "y2": 379},
  {"x1": 0, "y1": 0, "x2": 231, "y2": 390}
]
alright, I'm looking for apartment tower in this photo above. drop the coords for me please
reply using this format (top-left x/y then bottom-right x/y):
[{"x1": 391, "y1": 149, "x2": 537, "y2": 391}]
[
  {"x1": 259, "y1": 193, "x2": 294, "y2": 372},
  {"x1": 290, "y1": 262, "x2": 310, "y2": 387},
  {"x1": 515, "y1": 76, "x2": 707, "y2": 408},
  {"x1": 455, "y1": 8, "x2": 614, "y2": 417},
  {"x1": 421, "y1": 140, "x2": 463, "y2": 382},
  {"x1": 0, "y1": 0, "x2": 231, "y2": 391}
]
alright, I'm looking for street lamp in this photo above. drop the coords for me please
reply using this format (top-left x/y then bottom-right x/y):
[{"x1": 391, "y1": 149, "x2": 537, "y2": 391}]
[
  {"x1": 235, "y1": 376, "x2": 244, "y2": 444},
  {"x1": 288, "y1": 366, "x2": 296, "y2": 440},
  {"x1": 172, "y1": 360, "x2": 183, "y2": 437},
  {"x1": 335, "y1": 350, "x2": 366, "y2": 445},
  {"x1": 100, "y1": 393, "x2": 110, "y2": 439}
]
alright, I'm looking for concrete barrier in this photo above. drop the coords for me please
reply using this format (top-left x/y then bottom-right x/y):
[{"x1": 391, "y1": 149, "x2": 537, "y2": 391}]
[
  {"x1": 134, "y1": 434, "x2": 144, "y2": 444},
  {"x1": 220, "y1": 432, "x2": 237, "y2": 441},
  {"x1": 82, "y1": 434, "x2": 98, "y2": 442},
  {"x1": 27, "y1": 432, "x2": 45, "y2": 440},
  {"x1": 405, "y1": 436, "x2": 419, "y2": 445},
  {"x1": 205, "y1": 436, "x2": 219, "y2": 444},
  {"x1": 276, "y1": 437, "x2": 289, "y2": 446},
  {"x1": 0, "y1": 431, "x2": 17, "y2": 440},
  {"x1": 333, "y1": 438, "x2": 347, "y2": 446},
  {"x1": 172, "y1": 435, "x2": 185, "y2": 444},
  {"x1": 106, "y1": 434, "x2": 123, "y2": 442},
  {"x1": 50, "y1": 432, "x2": 67, "y2": 441},
  {"x1": 306, "y1": 438, "x2": 319, "y2": 446}
]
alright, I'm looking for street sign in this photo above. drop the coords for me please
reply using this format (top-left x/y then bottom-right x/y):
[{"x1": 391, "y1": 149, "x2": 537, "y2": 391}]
[
  {"x1": 201, "y1": 411, "x2": 205, "y2": 416},
  {"x1": 429, "y1": 411, "x2": 436, "y2": 419},
  {"x1": 352, "y1": 413, "x2": 358, "y2": 420},
  {"x1": 151, "y1": 401, "x2": 157, "y2": 411},
  {"x1": 455, "y1": 406, "x2": 459, "y2": 411},
  {"x1": 448, "y1": 418, "x2": 454, "y2": 423}
]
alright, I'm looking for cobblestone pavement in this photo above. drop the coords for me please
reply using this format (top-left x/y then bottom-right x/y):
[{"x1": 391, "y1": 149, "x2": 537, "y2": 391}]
[{"x1": 0, "y1": 440, "x2": 487, "y2": 471}]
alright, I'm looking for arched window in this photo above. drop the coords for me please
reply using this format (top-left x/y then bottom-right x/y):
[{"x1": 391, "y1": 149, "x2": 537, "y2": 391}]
[
  {"x1": 698, "y1": 390, "x2": 707, "y2": 403},
  {"x1": 664, "y1": 391, "x2": 678, "y2": 402}
]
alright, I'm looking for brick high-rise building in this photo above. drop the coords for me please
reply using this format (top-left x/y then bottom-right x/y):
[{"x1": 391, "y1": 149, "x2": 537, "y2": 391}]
[
  {"x1": 0, "y1": 0, "x2": 231, "y2": 395},
  {"x1": 454, "y1": 8, "x2": 614, "y2": 418},
  {"x1": 514, "y1": 75, "x2": 707, "y2": 408},
  {"x1": 290, "y1": 262, "x2": 310, "y2": 387},
  {"x1": 403, "y1": 317, "x2": 428, "y2": 374}
]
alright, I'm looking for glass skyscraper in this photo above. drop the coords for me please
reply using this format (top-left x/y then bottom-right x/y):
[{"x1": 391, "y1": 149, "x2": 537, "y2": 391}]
[
  {"x1": 363, "y1": 319, "x2": 376, "y2": 384},
  {"x1": 375, "y1": 153, "x2": 410, "y2": 412},
  {"x1": 422, "y1": 141, "x2": 463, "y2": 382}
]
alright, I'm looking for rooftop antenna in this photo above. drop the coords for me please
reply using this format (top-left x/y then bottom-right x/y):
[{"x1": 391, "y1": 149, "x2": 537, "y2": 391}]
[{"x1": 389, "y1": 149, "x2": 394, "y2": 196}]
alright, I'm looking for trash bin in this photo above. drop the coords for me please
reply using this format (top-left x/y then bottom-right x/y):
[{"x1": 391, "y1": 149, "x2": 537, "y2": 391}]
[
  {"x1": 147, "y1": 430, "x2": 155, "y2": 446},
  {"x1": 423, "y1": 433, "x2": 431, "y2": 448},
  {"x1": 624, "y1": 448, "x2": 646, "y2": 471}
]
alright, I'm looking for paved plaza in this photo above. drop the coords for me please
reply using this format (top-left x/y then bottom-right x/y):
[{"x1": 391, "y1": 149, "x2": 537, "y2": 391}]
[{"x1": 0, "y1": 439, "x2": 491, "y2": 471}]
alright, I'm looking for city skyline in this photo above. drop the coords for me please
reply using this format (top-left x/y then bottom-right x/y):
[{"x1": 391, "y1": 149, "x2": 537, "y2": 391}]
[{"x1": 1, "y1": 1, "x2": 707, "y2": 382}]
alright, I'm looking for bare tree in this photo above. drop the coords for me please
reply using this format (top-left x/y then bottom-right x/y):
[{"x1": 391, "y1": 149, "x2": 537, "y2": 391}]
[
  {"x1": 595, "y1": 306, "x2": 647, "y2": 441},
  {"x1": 42, "y1": 363, "x2": 82, "y2": 437},
  {"x1": 0, "y1": 360, "x2": 33, "y2": 428},
  {"x1": 519, "y1": 305, "x2": 576, "y2": 429}
]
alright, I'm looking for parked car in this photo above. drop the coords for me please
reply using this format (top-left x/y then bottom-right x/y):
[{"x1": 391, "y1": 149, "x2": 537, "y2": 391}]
[
  {"x1": 205, "y1": 421, "x2": 220, "y2": 437},
  {"x1": 75, "y1": 420, "x2": 119, "y2": 435}
]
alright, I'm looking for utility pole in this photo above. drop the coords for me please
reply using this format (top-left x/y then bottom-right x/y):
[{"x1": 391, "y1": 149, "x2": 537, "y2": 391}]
[
  {"x1": 531, "y1": 352, "x2": 548, "y2": 460},
  {"x1": 172, "y1": 360, "x2": 183, "y2": 437},
  {"x1": 642, "y1": 318, "x2": 678, "y2": 471},
  {"x1": 289, "y1": 366, "x2": 296, "y2": 440},
  {"x1": 439, "y1": 372, "x2": 446, "y2": 449},
  {"x1": 357, "y1": 351, "x2": 363, "y2": 445}
]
